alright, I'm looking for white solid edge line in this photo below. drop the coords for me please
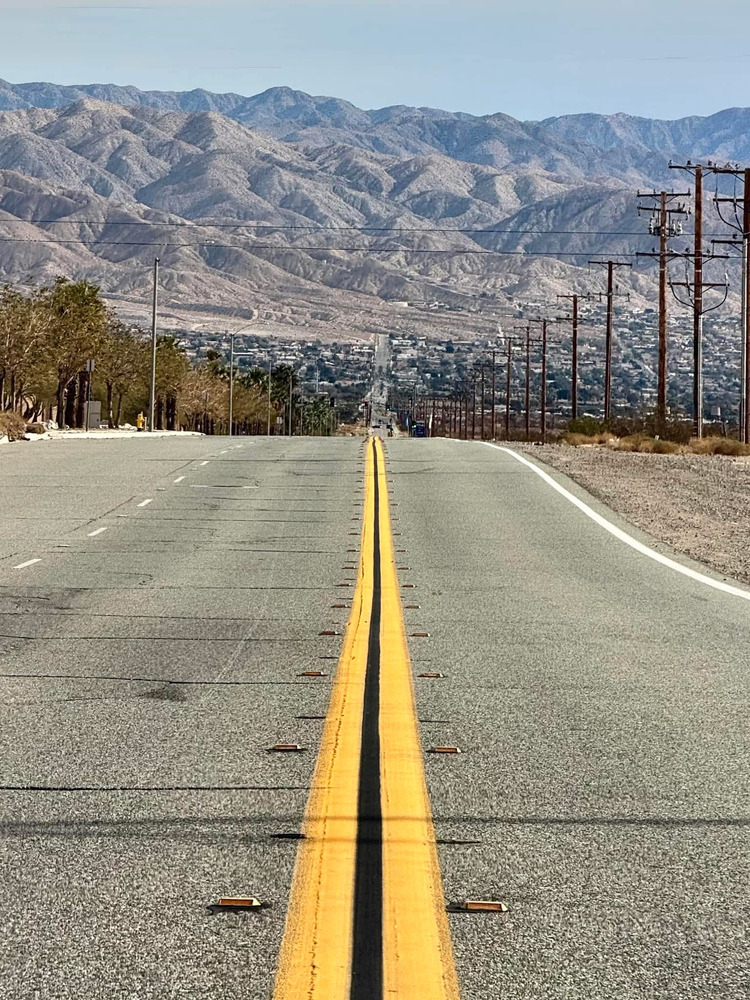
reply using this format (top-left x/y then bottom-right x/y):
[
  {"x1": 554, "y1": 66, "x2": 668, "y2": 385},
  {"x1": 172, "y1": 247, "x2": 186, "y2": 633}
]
[
  {"x1": 174, "y1": 476, "x2": 185, "y2": 483},
  {"x1": 14, "y1": 558, "x2": 41, "y2": 569},
  {"x1": 485, "y1": 442, "x2": 750, "y2": 602},
  {"x1": 87, "y1": 527, "x2": 108, "y2": 537},
  {"x1": 137, "y1": 498, "x2": 154, "y2": 507}
]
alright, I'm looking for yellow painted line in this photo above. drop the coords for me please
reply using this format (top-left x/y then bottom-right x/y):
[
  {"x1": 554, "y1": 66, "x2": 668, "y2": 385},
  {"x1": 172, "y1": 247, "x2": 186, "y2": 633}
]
[
  {"x1": 273, "y1": 438, "x2": 459, "y2": 999},
  {"x1": 273, "y1": 442, "x2": 374, "y2": 999},
  {"x1": 376, "y1": 437, "x2": 460, "y2": 999}
]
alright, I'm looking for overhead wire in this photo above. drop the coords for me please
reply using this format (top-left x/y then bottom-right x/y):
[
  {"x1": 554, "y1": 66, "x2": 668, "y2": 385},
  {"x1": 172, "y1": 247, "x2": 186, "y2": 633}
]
[
  {"x1": 0, "y1": 236, "x2": 706, "y2": 259},
  {"x1": 0, "y1": 218, "x2": 735, "y2": 237}
]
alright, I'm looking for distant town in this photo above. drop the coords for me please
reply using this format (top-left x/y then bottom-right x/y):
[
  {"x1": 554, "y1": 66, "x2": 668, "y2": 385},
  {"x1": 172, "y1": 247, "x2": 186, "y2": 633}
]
[{"x1": 175, "y1": 303, "x2": 743, "y2": 433}]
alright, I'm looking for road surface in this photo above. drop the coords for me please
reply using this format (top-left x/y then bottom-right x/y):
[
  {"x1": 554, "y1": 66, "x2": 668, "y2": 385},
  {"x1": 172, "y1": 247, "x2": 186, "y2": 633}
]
[
  {"x1": 0, "y1": 435, "x2": 747, "y2": 999},
  {"x1": 369, "y1": 334, "x2": 391, "y2": 431}
]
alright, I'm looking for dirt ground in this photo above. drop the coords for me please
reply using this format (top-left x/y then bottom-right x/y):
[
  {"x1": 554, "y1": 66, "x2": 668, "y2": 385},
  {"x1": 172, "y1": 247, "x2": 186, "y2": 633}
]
[{"x1": 517, "y1": 443, "x2": 750, "y2": 586}]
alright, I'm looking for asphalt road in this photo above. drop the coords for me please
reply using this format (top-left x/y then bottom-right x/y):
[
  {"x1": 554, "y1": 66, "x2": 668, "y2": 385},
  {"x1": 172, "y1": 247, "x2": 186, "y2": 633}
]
[{"x1": 1, "y1": 434, "x2": 748, "y2": 998}]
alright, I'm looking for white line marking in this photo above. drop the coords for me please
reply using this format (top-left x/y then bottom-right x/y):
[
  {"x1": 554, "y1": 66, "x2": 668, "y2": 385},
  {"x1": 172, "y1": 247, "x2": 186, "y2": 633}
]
[
  {"x1": 200, "y1": 461, "x2": 209, "y2": 466},
  {"x1": 88, "y1": 527, "x2": 108, "y2": 537},
  {"x1": 191, "y1": 485, "x2": 209, "y2": 489},
  {"x1": 14, "y1": 559, "x2": 41, "y2": 569},
  {"x1": 137, "y1": 498, "x2": 153, "y2": 508},
  {"x1": 219, "y1": 450, "x2": 228, "y2": 454},
  {"x1": 174, "y1": 476, "x2": 185, "y2": 483},
  {"x1": 486, "y1": 443, "x2": 750, "y2": 602}
]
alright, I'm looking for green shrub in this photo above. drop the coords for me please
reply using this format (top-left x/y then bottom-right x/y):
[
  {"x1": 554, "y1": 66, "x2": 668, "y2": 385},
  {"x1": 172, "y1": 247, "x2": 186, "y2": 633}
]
[{"x1": 567, "y1": 416, "x2": 606, "y2": 436}]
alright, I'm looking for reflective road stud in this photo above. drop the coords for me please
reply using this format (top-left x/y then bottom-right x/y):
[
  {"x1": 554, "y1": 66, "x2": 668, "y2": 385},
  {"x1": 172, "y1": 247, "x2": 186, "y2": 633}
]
[
  {"x1": 207, "y1": 897, "x2": 264, "y2": 914},
  {"x1": 450, "y1": 900, "x2": 508, "y2": 913},
  {"x1": 273, "y1": 437, "x2": 459, "y2": 1000}
]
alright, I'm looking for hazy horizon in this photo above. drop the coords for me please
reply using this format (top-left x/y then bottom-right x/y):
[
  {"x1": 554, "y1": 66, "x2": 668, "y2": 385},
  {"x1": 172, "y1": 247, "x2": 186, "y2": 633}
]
[{"x1": 1, "y1": 0, "x2": 748, "y2": 121}]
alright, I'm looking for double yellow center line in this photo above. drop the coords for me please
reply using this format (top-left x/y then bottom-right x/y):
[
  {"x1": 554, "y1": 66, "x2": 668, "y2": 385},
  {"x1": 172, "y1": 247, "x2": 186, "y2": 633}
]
[{"x1": 273, "y1": 437, "x2": 460, "y2": 1000}]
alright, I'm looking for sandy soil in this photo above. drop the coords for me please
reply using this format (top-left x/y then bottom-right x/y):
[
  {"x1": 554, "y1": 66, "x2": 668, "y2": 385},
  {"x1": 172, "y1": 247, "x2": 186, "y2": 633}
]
[{"x1": 518, "y1": 444, "x2": 750, "y2": 585}]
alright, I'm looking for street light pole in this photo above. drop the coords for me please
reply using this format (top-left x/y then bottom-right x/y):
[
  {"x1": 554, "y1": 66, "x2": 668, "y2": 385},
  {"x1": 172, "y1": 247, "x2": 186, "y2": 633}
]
[
  {"x1": 228, "y1": 334, "x2": 234, "y2": 438},
  {"x1": 267, "y1": 357, "x2": 272, "y2": 436},
  {"x1": 288, "y1": 370, "x2": 293, "y2": 436},
  {"x1": 225, "y1": 332, "x2": 258, "y2": 437},
  {"x1": 148, "y1": 257, "x2": 159, "y2": 432}
]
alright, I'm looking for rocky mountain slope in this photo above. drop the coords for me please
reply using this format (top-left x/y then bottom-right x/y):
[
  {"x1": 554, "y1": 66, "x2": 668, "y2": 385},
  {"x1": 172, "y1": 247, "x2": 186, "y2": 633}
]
[{"x1": 0, "y1": 82, "x2": 743, "y2": 337}]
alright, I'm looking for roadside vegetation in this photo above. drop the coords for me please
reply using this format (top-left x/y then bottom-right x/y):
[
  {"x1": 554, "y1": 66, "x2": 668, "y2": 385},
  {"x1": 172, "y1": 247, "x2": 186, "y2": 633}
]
[
  {"x1": 0, "y1": 278, "x2": 329, "y2": 434},
  {"x1": 559, "y1": 417, "x2": 750, "y2": 456}
]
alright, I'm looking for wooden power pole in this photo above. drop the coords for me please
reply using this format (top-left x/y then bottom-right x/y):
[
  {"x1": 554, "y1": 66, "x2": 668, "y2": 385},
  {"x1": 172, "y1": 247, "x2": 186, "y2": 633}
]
[
  {"x1": 669, "y1": 162, "x2": 730, "y2": 438},
  {"x1": 709, "y1": 165, "x2": 750, "y2": 442},
  {"x1": 637, "y1": 190, "x2": 690, "y2": 427},
  {"x1": 589, "y1": 261, "x2": 631, "y2": 423}
]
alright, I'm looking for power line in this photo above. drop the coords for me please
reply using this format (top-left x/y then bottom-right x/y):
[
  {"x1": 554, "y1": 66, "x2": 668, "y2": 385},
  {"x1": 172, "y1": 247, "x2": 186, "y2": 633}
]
[
  {"x1": 0, "y1": 219, "x2": 736, "y2": 237},
  {"x1": 0, "y1": 235, "x2": 710, "y2": 259}
]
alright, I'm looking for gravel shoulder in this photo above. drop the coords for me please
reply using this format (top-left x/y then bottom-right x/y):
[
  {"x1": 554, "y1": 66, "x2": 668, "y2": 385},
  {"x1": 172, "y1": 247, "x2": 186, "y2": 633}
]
[{"x1": 517, "y1": 443, "x2": 750, "y2": 586}]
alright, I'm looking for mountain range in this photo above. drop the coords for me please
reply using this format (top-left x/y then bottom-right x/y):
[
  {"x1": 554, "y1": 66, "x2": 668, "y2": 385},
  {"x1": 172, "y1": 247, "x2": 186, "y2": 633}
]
[{"x1": 0, "y1": 80, "x2": 745, "y2": 337}]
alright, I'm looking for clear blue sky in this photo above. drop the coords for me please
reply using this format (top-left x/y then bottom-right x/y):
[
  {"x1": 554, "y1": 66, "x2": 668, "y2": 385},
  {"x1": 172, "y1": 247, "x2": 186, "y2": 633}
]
[{"x1": 1, "y1": 0, "x2": 748, "y2": 120}]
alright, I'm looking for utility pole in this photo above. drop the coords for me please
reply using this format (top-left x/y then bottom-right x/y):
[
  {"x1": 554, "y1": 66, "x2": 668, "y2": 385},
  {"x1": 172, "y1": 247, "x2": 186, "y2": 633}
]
[
  {"x1": 669, "y1": 162, "x2": 730, "y2": 437},
  {"x1": 693, "y1": 165, "x2": 704, "y2": 437},
  {"x1": 557, "y1": 293, "x2": 593, "y2": 422},
  {"x1": 588, "y1": 262, "x2": 631, "y2": 422},
  {"x1": 148, "y1": 257, "x2": 160, "y2": 433},
  {"x1": 636, "y1": 191, "x2": 690, "y2": 427},
  {"x1": 479, "y1": 364, "x2": 485, "y2": 440},
  {"x1": 711, "y1": 165, "x2": 750, "y2": 441},
  {"x1": 267, "y1": 357, "x2": 272, "y2": 436},
  {"x1": 525, "y1": 328, "x2": 531, "y2": 440},
  {"x1": 288, "y1": 370, "x2": 293, "y2": 436},
  {"x1": 471, "y1": 369, "x2": 477, "y2": 439},
  {"x1": 505, "y1": 339, "x2": 512, "y2": 439},
  {"x1": 490, "y1": 350, "x2": 496, "y2": 440},
  {"x1": 540, "y1": 320, "x2": 547, "y2": 442}
]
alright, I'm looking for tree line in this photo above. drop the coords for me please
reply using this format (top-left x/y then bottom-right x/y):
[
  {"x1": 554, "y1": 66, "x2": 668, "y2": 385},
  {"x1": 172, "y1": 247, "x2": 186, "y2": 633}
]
[{"x1": 0, "y1": 278, "x2": 335, "y2": 435}]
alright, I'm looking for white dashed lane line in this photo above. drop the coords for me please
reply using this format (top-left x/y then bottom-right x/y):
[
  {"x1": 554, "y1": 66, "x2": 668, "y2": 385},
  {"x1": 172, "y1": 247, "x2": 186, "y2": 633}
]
[
  {"x1": 174, "y1": 476, "x2": 185, "y2": 483},
  {"x1": 137, "y1": 499, "x2": 154, "y2": 508},
  {"x1": 14, "y1": 559, "x2": 41, "y2": 570},
  {"x1": 87, "y1": 527, "x2": 108, "y2": 537},
  {"x1": 200, "y1": 461, "x2": 209, "y2": 466}
]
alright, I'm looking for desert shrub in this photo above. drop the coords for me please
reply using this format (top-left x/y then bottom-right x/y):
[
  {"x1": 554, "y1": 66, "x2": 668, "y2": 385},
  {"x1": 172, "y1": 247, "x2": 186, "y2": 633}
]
[
  {"x1": 609, "y1": 416, "x2": 649, "y2": 437},
  {"x1": 690, "y1": 437, "x2": 750, "y2": 457},
  {"x1": 610, "y1": 434, "x2": 680, "y2": 454},
  {"x1": 652, "y1": 438, "x2": 680, "y2": 454},
  {"x1": 610, "y1": 434, "x2": 647, "y2": 452},
  {"x1": 567, "y1": 416, "x2": 606, "y2": 436},
  {"x1": 644, "y1": 416, "x2": 692, "y2": 443},
  {"x1": 0, "y1": 411, "x2": 26, "y2": 441},
  {"x1": 563, "y1": 431, "x2": 614, "y2": 446}
]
